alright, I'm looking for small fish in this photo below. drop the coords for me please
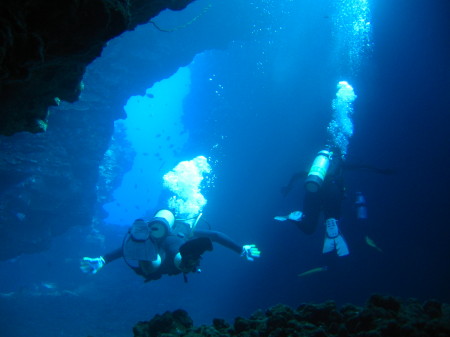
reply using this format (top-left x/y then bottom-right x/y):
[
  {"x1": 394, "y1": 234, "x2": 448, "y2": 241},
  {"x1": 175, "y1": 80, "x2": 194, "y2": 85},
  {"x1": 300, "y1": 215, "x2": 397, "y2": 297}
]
[
  {"x1": 61, "y1": 290, "x2": 80, "y2": 297},
  {"x1": 298, "y1": 266, "x2": 328, "y2": 277},
  {"x1": 0, "y1": 292, "x2": 15, "y2": 298},
  {"x1": 41, "y1": 282, "x2": 57, "y2": 289},
  {"x1": 365, "y1": 236, "x2": 383, "y2": 253},
  {"x1": 6, "y1": 255, "x2": 21, "y2": 263}
]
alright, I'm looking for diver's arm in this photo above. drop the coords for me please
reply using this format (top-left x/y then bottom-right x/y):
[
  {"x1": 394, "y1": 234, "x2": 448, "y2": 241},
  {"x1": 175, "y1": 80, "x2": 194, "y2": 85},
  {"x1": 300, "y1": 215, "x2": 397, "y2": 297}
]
[
  {"x1": 192, "y1": 229, "x2": 242, "y2": 254},
  {"x1": 281, "y1": 171, "x2": 307, "y2": 196},
  {"x1": 103, "y1": 248, "x2": 123, "y2": 264},
  {"x1": 80, "y1": 248, "x2": 123, "y2": 274},
  {"x1": 343, "y1": 163, "x2": 396, "y2": 175}
]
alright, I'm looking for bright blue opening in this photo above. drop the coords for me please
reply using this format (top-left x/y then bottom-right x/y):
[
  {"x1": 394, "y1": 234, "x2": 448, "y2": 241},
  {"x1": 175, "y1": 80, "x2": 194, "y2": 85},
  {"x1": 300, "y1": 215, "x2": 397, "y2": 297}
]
[{"x1": 103, "y1": 67, "x2": 191, "y2": 225}]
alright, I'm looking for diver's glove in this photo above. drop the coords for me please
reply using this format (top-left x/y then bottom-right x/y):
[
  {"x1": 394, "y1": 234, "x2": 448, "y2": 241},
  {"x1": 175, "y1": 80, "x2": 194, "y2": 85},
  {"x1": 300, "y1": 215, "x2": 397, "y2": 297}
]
[
  {"x1": 274, "y1": 211, "x2": 303, "y2": 222},
  {"x1": 288, "y1": 211, "x2": 303, "y2": 221},
  {"x1": 80, "y1": 256, "x2": 105, "y2": 274},
  {"x1": 241, "y1": 244, "x2": 261, "y2": 261}
]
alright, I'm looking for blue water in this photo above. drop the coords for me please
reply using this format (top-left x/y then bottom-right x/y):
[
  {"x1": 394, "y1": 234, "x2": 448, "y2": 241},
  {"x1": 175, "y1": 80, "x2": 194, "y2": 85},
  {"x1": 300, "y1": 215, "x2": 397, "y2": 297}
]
[{"x1": 1, "y1": 0, "x2": 449, "y2": 336}]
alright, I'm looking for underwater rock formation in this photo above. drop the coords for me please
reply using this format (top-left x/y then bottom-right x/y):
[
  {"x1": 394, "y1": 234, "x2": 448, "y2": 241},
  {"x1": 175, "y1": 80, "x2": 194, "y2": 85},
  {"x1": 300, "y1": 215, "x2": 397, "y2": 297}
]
[
  {"x1": 132, "y1": 295, "x2": 450, "y2": 337},
  {"x1": 0, "y1": 0, "x2": 193, "y2": 136}
]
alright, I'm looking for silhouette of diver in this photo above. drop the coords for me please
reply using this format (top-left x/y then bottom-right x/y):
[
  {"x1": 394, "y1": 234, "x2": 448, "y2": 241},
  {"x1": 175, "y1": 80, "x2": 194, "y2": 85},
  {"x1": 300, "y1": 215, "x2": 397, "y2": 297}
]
[{"x1": 275, "y1": 146, "x2": 394, "y2": 257}]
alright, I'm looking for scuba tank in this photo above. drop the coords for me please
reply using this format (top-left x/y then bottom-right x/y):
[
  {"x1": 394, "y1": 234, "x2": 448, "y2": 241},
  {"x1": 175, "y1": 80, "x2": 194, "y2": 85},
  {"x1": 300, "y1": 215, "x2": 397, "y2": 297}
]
[
  {"x1": 305, "y1": 150, "x2": 332, "y2": 193},
  {"x1": 148, "y1": 209, "x2": 175, "y2": 239},
  {"x1": 355, "y1": 192, "x2": 368, "y2": 220}
]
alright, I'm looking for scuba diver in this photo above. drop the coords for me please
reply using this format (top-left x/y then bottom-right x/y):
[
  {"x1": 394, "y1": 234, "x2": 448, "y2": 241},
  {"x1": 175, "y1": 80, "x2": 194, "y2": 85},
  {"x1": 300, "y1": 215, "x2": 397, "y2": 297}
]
[
  {"x1": 80, "y1": 209, "x2": 261, "y2": 282},
  {"x1": 275, "y1": 146, "x2": 394, "y2": 257},
  {"x1": 275, "y1": 147, "x2": 350, "y2": 257}
]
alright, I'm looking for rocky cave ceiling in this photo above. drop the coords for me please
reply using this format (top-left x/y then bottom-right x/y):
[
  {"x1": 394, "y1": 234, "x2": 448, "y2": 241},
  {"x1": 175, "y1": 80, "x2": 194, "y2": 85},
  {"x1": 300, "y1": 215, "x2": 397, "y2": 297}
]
[{"x1": 0, "y1": 0, "x2": 195, "y2": 136}]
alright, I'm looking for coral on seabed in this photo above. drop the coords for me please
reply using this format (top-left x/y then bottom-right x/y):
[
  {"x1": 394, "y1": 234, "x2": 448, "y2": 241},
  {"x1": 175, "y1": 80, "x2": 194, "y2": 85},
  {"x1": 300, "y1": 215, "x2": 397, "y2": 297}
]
[{"x1": 132, "y1": 295, "x2": 450, "y2": 337}]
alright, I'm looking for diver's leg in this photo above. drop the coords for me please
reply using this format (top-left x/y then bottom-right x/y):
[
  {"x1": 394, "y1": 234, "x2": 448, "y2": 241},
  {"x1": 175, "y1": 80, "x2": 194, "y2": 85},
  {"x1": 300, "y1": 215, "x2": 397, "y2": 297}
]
[
  {"x1": 322, "y1": 180, "x2": 344, "y2": 220},
  {"x1": 294, "y1": 191, "x2": 321, "y2": 235},
  {"x1": 320, "y1": 182, "x2": 349, "y2": 256}
]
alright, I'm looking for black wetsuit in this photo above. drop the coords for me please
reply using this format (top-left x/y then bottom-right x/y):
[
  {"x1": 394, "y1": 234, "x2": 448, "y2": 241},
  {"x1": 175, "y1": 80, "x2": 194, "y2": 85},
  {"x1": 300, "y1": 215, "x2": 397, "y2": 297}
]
[
  {"x1": 103, "y1": 229, "x2": 242, "y2": 281},
  {"x1": 283, "y1": 155, "x2": 393, "y2": 235}
]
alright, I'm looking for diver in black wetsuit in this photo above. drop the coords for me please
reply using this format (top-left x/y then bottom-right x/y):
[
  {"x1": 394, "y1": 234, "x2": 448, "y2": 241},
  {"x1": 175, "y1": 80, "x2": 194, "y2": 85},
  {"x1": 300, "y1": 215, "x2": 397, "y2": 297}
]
[
  {"x1": 275, "y1": 147, "x2": 394, "y2": 257},
  {"x1": 80, "y1": 210, "x2": 261, "y2": 282}
]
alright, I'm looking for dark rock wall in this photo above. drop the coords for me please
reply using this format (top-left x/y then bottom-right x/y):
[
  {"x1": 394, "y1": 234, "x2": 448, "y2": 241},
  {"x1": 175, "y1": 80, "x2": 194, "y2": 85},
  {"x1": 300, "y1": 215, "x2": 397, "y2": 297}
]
[{"x1": 0, "y1": 0, "x2": 193, "y2": 136}]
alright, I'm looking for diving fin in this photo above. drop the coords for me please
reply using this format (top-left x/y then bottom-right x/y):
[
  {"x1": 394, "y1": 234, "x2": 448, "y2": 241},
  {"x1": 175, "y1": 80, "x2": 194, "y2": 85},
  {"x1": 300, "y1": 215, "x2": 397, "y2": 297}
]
[
  {"x1": 335, "y1": 235, "x2": 349, "y2": 256},
  {"x1": 322, "y1": 218, "x2": 349, "y2": 257},
  {"x1": 323, "y1": 236, "x2": 336, "y2": 254}
]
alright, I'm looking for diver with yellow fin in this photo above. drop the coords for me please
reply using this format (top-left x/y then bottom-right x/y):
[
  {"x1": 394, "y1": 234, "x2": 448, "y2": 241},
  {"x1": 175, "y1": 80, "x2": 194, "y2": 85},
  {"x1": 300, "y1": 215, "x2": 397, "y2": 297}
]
[{"x1": 80, "y1": 209, "x2": 260, "y2": 282}]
